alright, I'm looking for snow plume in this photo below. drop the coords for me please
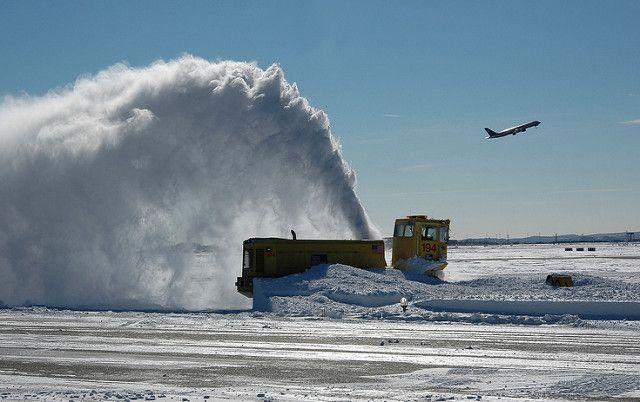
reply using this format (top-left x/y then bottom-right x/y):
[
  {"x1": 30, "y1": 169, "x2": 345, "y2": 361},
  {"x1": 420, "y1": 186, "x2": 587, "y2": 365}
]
[{"x1": 0, "y1": 56, "x2": 379, "y2": 310}]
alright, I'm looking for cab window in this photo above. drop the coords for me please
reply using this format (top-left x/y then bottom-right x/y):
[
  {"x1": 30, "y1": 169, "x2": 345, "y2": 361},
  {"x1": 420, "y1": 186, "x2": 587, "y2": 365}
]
[
  {"x1": 394, "y1": 224, "x2": 414, "y2": 238},
  {"x1": 422, "y1": 227, "x2": 437, "y2": 241},
  {"x1": 439, "y1": 227, "x2": 449, "y2": 242}
]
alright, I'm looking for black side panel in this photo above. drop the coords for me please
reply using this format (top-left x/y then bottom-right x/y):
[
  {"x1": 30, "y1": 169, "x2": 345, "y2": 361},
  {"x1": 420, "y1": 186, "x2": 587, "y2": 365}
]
[
  {"x1": 311, "y1": 254, "x2": 328, "y2": 266},
  {"x1": 255, "y1": 249, "x2": 265, "y2": 274}
]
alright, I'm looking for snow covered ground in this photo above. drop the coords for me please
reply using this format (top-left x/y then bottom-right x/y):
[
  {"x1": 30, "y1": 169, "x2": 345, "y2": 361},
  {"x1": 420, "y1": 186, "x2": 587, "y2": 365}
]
[
  {"x1": 1, "y1": 244, "x2": 639, "y2": 401},
  {"x1": 1, "y1": 308, "x2": 639, "y2": 401},
  {"x1": 255, "y1": 243, "x2": 640, "y2": 321}
]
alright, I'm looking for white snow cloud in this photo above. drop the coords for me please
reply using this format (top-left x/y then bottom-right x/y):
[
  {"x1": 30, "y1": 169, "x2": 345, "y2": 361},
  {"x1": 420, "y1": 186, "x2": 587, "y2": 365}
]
[{"x1": 0, "y1": 56, "x2": 379, "y2": 310}]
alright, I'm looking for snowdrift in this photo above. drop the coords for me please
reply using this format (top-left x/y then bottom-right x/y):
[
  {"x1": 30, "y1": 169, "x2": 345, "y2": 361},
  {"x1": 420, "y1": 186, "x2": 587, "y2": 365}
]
[{"x1": 253, "y1": 263, "x2": 640, "y2": 321}]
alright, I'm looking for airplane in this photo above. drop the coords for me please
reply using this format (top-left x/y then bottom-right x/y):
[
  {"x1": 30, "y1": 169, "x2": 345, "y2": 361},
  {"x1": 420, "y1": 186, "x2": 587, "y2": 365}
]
[{"x1": 484, "y1": 120, "x2": 540, "y2": 139}]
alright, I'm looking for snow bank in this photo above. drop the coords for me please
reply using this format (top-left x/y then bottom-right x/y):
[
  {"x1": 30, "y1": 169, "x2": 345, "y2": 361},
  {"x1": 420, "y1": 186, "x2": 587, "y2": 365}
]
[
  {"x1": 417, "y1": 299, "x2": 640, "y2": 320},
  {"x1": 0, "y1": 56, "x2": 378, "y2": 311},
  {"x1": 253, "y1": 261, "x2": 640, "y2": 322}
]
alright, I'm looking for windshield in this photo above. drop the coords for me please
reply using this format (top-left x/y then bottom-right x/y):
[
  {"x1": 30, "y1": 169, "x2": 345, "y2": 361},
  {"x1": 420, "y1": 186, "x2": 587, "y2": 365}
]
[{"x1": 421, "y1": 226, "x2": 437, "y2": 241}]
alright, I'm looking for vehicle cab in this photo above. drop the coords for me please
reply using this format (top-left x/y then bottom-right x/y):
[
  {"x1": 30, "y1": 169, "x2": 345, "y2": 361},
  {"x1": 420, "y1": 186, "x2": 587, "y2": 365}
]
[{"x1": 391, "y1": 215, "x2": 450, "y2": 267}]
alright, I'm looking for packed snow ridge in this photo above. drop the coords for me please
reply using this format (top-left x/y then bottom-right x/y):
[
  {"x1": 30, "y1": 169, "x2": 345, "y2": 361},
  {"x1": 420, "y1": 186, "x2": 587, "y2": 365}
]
[{"x1": 254, "y1": 243, "x2": 640, "y2": 322}]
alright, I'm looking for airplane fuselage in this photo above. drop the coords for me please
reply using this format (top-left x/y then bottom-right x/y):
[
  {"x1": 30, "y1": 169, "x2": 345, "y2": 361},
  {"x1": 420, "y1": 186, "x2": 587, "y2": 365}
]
[{"x1": 485, "y1": 120, "x2": 540, "y2": 139}]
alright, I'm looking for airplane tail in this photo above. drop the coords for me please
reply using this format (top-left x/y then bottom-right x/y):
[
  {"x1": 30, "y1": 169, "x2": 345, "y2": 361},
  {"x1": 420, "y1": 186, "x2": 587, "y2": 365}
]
[{"x1": 484, "y1": 128, "x2": 497, "y2": 137}]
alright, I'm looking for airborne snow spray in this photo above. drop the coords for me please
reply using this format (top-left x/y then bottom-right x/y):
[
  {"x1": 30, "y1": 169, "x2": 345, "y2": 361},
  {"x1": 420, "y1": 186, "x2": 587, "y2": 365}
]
[{"x1": 0, "y1": 56, "x2": 379, "y2": 310}]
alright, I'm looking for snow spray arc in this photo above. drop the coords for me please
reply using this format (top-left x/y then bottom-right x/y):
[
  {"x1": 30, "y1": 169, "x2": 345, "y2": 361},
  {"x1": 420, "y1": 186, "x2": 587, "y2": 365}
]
[{"x1": 0, "y1": 56, "x2": 379, "y2": 310}]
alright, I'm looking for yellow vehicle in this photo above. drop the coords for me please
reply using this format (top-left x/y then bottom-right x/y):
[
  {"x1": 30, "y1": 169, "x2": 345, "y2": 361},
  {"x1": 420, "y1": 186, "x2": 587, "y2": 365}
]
[
  {"x1": 236, "y1": 214, "x2": 450, "y2": 297},
  {"x1": 392, "y1": 215, "x2": 450, "y2": 268},
  {"x1": 235, "y1": 239, "x2": 385, "y2": 297}
]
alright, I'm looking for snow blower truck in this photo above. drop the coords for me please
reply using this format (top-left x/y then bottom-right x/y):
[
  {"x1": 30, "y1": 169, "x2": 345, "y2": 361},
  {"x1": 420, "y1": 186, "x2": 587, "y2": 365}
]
[{"x1": 236, "y1": 215, "x2": 450, "y2": 297}]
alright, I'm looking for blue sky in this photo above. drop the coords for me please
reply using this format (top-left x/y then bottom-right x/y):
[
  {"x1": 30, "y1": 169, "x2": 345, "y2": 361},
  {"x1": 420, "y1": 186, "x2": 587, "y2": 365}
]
[{"x1": 1, "y1": 1, "x2": 638, "y2": 238}]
